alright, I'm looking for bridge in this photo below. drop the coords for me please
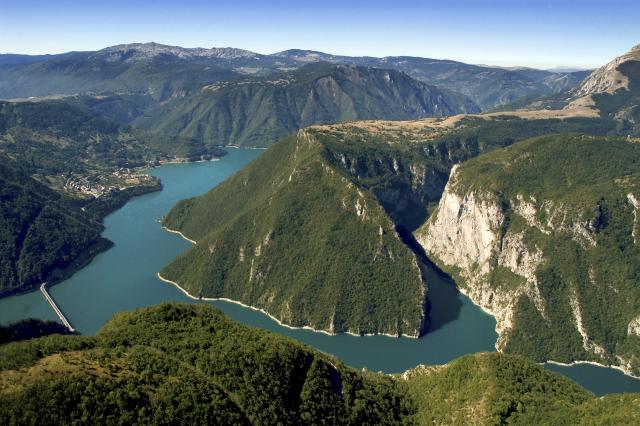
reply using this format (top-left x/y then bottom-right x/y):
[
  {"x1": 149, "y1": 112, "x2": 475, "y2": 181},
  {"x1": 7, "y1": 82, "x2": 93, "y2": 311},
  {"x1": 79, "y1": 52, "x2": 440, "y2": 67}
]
[{"x1": 40, "y1": 283, "x2": 75, "y2": 332}]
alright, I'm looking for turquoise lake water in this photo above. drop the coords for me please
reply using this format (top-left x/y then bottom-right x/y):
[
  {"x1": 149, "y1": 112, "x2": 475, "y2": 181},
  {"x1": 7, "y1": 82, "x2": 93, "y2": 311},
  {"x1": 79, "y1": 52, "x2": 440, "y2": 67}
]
[{"x1": 1, "y1": 147, "x2": 639, "y2": 396}]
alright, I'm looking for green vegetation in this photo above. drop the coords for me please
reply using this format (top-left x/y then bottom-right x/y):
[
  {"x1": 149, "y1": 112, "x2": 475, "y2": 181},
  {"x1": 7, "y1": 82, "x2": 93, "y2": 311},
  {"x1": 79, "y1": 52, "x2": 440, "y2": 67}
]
[
  {"x1": 404, "y1": 352, "x2": 640, "y2": 425},
  {"x1": 431, "y1": 134, "x2": 640, "y2": 374},
  {"x1": 160, "y1": 113, "x2": 618, "y2": 337},
  {"x1": 0, "y1": 304, "x2": 414, "y2": 425},
  {"x1": 0, "y1": 100, "x2": 225, "y2": 182},
  {"x1": 135, "y1": 62, "x2": 480, "y2": 147},
  {"x1": 0, "y1": 158, "x2": 108, "y2": 297},
  {"x1": 162, "y1": 133, "x2": 427, "y2": 336},
  {"x1": 1, "y1": 304, "x2": 637, "y2": 424}
]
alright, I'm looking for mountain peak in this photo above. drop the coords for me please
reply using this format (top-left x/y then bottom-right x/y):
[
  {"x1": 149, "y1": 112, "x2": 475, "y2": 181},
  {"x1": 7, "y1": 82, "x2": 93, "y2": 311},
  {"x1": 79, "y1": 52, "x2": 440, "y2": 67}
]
[
  {"x1": 572, "y1": 43, "x2": 640, "y2": 97},
  {"x1": 93, "y1": 42, "x2": 259, "y2": 62}
]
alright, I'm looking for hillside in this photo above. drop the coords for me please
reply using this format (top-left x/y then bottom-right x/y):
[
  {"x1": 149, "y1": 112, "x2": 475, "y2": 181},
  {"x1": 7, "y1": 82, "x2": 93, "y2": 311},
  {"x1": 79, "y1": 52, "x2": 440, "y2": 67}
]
[
  {"x1": 502, "y1": 44, "x2": 640, "y2": 136},
  {"x1": 0, "y1": 158, "x2": 108, "y2": 297},
  {"x1": 135, "y1": 62, "x2": 480, "y2": 147},
  {"x1": 0, "y1": 99, "x2": 222, "y2": 194},
  {"x1": 158, "y1": 111, "x2": 613, "y2": 337},
  {"x1": 160, "y1": 131, "x2": 428, "y2": 337},
  {"x1": 1, "y1": 303, "x2": 638, "y2": 424},
  {"x1": 272, "y1": 51, "x2": 590, "y2": 109},
  {"x1": 416, "y1": 134, "x2": 640, "y2": 376}
]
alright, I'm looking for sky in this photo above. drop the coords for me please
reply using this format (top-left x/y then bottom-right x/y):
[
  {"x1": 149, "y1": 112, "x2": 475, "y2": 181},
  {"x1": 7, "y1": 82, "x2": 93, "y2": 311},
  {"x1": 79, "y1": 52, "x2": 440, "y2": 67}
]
[{"x1": 1, "y1": 0, "x2": 638, "y2": 69}]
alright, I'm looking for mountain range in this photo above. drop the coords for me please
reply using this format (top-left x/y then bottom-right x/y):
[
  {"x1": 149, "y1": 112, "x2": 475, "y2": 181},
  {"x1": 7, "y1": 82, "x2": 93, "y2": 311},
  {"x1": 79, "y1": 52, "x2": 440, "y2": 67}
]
[{"x1": 0, "y1": 42, "x2": 589, "y2": 110}]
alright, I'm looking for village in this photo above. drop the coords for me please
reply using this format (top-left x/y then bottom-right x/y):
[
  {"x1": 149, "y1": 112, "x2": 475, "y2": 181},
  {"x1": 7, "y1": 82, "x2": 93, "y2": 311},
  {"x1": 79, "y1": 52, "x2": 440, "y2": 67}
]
[{"x1": 62, "y1": 167, "x2": 157, "y2": 198}]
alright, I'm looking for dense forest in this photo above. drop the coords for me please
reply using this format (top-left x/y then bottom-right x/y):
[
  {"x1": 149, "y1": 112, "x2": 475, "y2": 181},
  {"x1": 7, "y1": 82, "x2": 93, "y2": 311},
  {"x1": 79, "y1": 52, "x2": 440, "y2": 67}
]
[
  {"x1": 0, "y1": 303, "x2": 638, "y2": 425},
  {"x1": 0, "y1": 158, "x2": 108, "y2": 297}
]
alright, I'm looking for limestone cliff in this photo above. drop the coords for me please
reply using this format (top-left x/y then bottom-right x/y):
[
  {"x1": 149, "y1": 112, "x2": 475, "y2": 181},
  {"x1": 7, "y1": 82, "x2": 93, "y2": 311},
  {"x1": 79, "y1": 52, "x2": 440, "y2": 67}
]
[{"x1": 416, "y1": 135, "x2": 640, "y2": 376}]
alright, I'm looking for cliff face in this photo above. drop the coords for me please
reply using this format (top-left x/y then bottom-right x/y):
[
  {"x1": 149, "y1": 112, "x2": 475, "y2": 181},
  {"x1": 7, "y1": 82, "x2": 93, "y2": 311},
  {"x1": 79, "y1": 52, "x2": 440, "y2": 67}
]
[
  {"x1": 416, "y1": 135, "x2": 640, "y2": 376},
  {"x1": 417, "y1": 166, "x2": 544, "y2": 348}
]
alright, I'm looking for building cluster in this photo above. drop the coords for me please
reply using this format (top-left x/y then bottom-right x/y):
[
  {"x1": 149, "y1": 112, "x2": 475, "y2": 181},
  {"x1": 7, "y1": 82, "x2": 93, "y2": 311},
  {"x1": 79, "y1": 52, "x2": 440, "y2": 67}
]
[{"x1": 63, "y1": 168, "x2": 154, "y2": 197}]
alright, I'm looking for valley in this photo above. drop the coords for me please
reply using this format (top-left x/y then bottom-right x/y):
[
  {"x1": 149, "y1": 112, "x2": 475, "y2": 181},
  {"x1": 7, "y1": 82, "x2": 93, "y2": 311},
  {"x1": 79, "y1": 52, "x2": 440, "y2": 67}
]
[{"x1": 1, "y1": 33, "x2": 640, "y2": 424}]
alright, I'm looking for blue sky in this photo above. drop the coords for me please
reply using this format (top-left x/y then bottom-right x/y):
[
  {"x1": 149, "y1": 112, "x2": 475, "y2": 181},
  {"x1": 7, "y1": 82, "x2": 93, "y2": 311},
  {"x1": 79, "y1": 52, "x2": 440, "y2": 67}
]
[{"x1": 1, "y1": 0, "x2": 638, "y2": 68}]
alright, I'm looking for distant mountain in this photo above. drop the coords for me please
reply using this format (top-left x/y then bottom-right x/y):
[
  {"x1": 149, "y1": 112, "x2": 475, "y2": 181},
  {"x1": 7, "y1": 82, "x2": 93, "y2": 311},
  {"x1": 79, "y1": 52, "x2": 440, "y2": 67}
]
[
  {"x1": 135, "y1": 62, "x2": 480, "y2": 147},
  {"x1": 0, "y1": 48, "x2": 239, "y2": 101},
  {"x1": 0, "y1": 42, "x2": 589, "y2": 110},
  {"x1": 272, "y1": 50, "x2": 590, "y2": 109},
  {"x1": 508, "y1": 44, "x2": 640, "y2": 134}
]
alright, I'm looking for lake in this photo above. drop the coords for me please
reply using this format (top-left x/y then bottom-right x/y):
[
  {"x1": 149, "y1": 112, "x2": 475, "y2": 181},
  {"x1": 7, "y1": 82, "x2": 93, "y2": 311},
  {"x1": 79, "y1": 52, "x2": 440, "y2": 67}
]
[{"x1": 1, "y1": 147, "x2": 638, "y2": 396}]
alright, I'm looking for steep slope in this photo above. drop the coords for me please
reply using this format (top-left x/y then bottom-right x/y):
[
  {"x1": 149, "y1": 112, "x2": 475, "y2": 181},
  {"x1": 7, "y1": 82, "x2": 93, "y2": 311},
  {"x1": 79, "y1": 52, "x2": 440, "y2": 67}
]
[
  {"x1": 416, "y1": 134, "x2": 640, "y2": 376},
  {"x1": 1, "y1": 304, "x2": 638, "y2": 424},
  {"x1": 160, "y1": 131, "x2": 428, "y2": 336},
  {"x1": 504, "y1": 43, "x2": 640, "y2": 135},
  {"x1": 0, "y1": 158, "x2": 107, "y2": 297},
  {"x1": 135, "y1": 62, "x2": 480, "y2": 147},
  {"x1": 158, "y1": 111, "x2": 613, "y2": 337}
]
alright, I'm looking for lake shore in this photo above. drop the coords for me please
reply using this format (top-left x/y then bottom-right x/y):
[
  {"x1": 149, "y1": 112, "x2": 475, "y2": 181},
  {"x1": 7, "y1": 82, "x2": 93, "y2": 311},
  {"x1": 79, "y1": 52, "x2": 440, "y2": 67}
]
[
  {"x1": 156, "y1": 272, "x2": 407, "y2": 339},
  {"x1": 544, "y1": 359, "x2": 639, "y2": 380},
  {"x1": 161, "y1": 226, "x2": 197, "y2": 244}
]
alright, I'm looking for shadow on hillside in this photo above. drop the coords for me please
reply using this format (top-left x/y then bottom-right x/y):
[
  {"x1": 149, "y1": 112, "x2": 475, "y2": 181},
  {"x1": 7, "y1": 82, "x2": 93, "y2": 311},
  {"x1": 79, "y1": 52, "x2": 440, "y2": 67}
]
[{"x1": 395, "y1": 226, "x2": 463, "y2": 334}]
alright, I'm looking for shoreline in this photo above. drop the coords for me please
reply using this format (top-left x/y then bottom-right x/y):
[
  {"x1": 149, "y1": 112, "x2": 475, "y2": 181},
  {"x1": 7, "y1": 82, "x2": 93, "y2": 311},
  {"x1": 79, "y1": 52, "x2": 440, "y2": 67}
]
[
  {"x1": 544, "y1": 359, "x2": 639, "y2": 379},
  {"x1": 156, "y1": 272, "x2": 408, "y2": 339},
  {"x1": 161, "y1": 226, "x2": 197, "y2": 245},
  {"x1": 452, "y1": 282, "x2": 640, "y2": 380}
]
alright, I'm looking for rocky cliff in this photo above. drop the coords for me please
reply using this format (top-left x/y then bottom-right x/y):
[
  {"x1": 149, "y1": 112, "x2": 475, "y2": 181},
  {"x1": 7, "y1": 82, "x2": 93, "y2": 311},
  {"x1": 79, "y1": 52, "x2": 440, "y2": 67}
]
[{"x1": 416, "y1": 135, "x2": 640, "y2": 376}]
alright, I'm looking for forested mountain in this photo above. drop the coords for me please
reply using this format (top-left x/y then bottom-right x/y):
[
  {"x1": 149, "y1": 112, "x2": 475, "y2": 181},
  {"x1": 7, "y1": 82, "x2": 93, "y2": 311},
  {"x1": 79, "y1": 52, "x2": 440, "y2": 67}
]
[
  {"x1": 1, "y1": 303, "x2": 637, "y2": 425},
  {"x1": 135, "y1": 62, "x2": 480, "y2": 147},
  {"x1": 0, "y1": 158, "x2": 107, "y2": 297},
  {"x1": 159, "y1": 111, "x2": 611, "y2": 336},
  {"x1": 0, "y1": 42, "x2": 588, "y2": 110}
]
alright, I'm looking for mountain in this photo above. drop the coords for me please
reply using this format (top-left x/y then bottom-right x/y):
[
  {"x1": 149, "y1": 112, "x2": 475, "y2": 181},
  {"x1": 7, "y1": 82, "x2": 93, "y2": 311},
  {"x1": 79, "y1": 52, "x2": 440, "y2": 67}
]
[
  {"x1": 1, "y1": 303, "x2": 638, "y2": 424},
  {"x1": 0, "y1": 43, "x2": 589, "y2": 111},
  {"x1": 0, "y1": 47, "x2": 239, "y2": 101},
  {"x1": 272, "y1": 50, "x2": 590, "y2": 109},
  {"x1": 416, "y1": 134, "x2": 640, "y2": 376},
  {"x1": 135, "y1": 62, "x2": 480, "y2": 147},
  {"x1": 502, "y1": 44, "x2": 640, "y2": 135},
  {"x1": 0, "y1": 158, "x2": 108, "y2": 297},
  {"x1": 158, "y1": 109, "x2": 611, "y2": 337},
  {"x1": 160, "y1": 131, "x2": 429, "y2": 337}
]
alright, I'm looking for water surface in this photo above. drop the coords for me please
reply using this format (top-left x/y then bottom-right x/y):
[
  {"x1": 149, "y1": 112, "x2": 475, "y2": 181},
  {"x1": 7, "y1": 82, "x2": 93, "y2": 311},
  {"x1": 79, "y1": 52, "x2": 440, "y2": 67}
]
[{"x1": 1, "y1": 148, "x2": 638, "y2": 395}]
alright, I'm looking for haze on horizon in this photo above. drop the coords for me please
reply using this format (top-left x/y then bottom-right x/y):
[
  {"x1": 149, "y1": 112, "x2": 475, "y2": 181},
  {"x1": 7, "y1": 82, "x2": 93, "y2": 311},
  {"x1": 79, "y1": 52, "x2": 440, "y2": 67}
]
[{"x1": 1, "y1": 0, "x2": 639, "y2": 69}]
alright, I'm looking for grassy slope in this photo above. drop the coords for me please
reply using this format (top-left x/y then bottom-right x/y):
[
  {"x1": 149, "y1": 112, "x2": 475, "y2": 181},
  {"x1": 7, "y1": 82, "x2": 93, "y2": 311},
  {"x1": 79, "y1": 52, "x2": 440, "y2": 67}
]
[
  {"x1": 428, "y1": 134, "x2": 640, "y2": 373},
  {"x1": 161, "y1": 132, "x2": 426, "y2": 336},
  {"x1": 1, "y1": 304, "x2": 637, "y2": 424}
]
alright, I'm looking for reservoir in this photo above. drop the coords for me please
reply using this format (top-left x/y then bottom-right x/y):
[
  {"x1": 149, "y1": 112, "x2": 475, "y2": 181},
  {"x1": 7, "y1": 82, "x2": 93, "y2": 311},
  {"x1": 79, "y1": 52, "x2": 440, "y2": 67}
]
[{"x1": 1, "y1": 148, "x2": 639, "y2": 396}]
